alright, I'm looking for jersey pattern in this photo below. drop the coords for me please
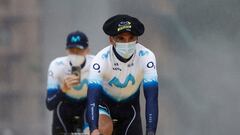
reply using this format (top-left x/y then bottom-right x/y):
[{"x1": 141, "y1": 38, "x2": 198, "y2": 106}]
[
  {"x1": 47, "y1": 55, "x2": 94, "y2": 101},
  {"x1": 88, "y1": 43, "x2": 158, "y2": 102},
  {"x1": 87, "y1": 43, "x2": 159, "y2": 133}
]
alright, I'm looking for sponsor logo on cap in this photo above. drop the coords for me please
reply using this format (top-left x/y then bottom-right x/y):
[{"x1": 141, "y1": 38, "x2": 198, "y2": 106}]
[
  {"x1": 117, "y1": 21, "x2": 132, "y2": 32},
  {"x1": 71, "y1": 36, "x2": 81, "y2": 43}
]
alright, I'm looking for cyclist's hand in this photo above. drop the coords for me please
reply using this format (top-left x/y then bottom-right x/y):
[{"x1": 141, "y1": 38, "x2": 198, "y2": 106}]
[
  {"x1": 62, "y1": 74, "x2": 80, "y2": 92},
  {"x1": 91, "y1": 129, "x2": 101, "y2": 135}
]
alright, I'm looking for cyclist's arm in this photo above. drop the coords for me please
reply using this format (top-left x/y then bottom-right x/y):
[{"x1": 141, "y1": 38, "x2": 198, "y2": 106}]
[
  {"x1": 142, "y1": 51, "x2": 159, "y2": 134},
  {"x1": 87, "y1": 60, "x2": 104, "y2": 133},
  {"x1": 143, "y1": 80, "x2": 159, "y2": 134},
  {"x1": 45, "y1": 60, "x2": 65, "y2": 110}
]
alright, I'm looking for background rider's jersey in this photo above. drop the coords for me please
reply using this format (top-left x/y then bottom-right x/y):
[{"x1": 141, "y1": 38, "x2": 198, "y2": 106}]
[
  {"x1": 87, "y1": 43, "x2": 159, "y2": 133},
  {"x1": 46, "y1": 55, "x2": 94, "y2": 110}
]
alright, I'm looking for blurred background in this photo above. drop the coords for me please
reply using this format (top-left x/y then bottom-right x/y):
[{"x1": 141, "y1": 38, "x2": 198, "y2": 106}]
[{"x1": 0, "y1": 0, "x2": 240, "y2": 135}]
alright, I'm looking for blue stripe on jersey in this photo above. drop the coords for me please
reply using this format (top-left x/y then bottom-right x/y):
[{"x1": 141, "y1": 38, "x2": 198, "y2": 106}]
[
  {"x1": 47, "y1": 83, "x2": 59, "y2": 89},
  {"x1": 46, "y1": 86, "x2": 64, "y2": 110},
  {"x1": 143, "y1": 80, "x2": 159, "y2": 134},
  {"x1": 143, "y1": 80, "x2": 158, "y2": 88},
  {"x1": 47, "y1": 88, "x2": 59, "y2": 95},
  {"x1": 144, "y1": 75, "x2": 158, "y2": 83}
]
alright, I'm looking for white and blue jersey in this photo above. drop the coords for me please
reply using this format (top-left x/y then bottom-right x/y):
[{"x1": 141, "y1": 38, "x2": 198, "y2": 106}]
[
  {"x1": 46, "y1": 55, "x2": 94, "y2": 133},
  {"x1": 46, "y1": 55, "x2": 94, "y2": 106},
  {"x1": 87, "y1": 43, "x2": 159, "y2": 134}
]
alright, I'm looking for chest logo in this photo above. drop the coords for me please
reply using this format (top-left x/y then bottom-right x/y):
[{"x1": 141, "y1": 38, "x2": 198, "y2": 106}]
[{"x1": 108, "y1": 74, "x2": 135, "y2": 88}]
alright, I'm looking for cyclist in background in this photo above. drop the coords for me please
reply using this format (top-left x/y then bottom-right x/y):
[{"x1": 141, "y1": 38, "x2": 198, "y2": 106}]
[{"x1": 46, "y1": 31, "x2": 94, "y2": 134}]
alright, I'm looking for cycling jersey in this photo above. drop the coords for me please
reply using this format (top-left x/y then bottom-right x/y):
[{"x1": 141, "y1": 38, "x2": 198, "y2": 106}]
[
  {"x1": 46, "y1": 55, "x2": 94, "y2": 134},
  {"x1": 87, "y1": 43, "x2": 159, "y2": 134}
]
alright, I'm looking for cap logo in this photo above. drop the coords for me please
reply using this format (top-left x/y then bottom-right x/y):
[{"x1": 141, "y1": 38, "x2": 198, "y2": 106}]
[
  {"x1": 71, "y1": 36, "x2": 81, "y2": 43},
  {"x1": 117, "y1": 21, "x2": 131, "y2": 32}
]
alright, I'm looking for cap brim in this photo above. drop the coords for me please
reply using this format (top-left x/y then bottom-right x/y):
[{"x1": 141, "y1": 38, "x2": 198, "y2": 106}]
[{"x1": 66, "y1": 44, "x2": 86, "y2": 49}]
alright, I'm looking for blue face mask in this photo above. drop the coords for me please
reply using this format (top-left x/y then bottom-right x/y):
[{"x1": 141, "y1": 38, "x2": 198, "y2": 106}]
[{"x1": 114, "y1": 41, "x2": 137, "y2": 59}]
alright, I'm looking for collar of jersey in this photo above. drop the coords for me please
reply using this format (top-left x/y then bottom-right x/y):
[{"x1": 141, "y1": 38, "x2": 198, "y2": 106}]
[{"x1": 69, "y1": 58, "x2": 86, "y2": 68}]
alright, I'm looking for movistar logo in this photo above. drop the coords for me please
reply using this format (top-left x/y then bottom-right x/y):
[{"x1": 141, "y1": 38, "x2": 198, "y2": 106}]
[
  {"x1": 102, "y1": 51, "x2": 110, "y2": 59},
  {"x1": 139, "y1": 50, "x2": 149, "y2": 56},
  {"x1": 71, "y1": 36, "x2": 81, "y2": 43},
  {"x1": 73, "y1": 79, "x2": 88, "y2": 90},
  {"x1": 108, "y1": 74, "x2": 135, "y2": 88}
]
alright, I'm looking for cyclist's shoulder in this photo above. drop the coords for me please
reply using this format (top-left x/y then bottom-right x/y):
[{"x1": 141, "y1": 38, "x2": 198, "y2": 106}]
[
  {"x1": 136, "y1": 43, "x2": 155, "y2": 58},
  {"x1": 93, "y1": 45, "x2": 112, "y2": 60},
  {"x1": 95, "y1": 45, "x2": 111, "y2": 55},
  {"x1": 49, "y1": 56, "x2": 68, "y2": 67},
  {"x1": 86, "y1": 54, "x2": 95, "y2": 62}
]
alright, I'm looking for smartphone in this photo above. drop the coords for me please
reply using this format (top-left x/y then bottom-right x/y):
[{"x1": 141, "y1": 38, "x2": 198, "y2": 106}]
[{"x1": 71, "y1": 66, "x2": 81, "y2": 79}]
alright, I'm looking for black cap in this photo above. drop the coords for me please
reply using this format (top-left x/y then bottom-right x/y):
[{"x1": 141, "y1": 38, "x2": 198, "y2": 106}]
[
  {"x1": 103, "y1": 14, "x2": 145, "y2": 36},
  {"x1": 66, "y1": 31, "x2": 88, "y2": 49}
]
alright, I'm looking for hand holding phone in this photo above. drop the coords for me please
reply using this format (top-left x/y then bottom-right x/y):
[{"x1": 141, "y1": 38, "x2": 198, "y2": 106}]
[
  {"x1": 71, "y1": 66, "x2": 81, "y2": 77},
  {"x1": 62, "y1": 74, "x2": 80, "y2": 92}
]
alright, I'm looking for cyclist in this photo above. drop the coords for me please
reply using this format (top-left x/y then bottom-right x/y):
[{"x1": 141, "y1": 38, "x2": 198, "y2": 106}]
[
  {"x1": 87, "y1": 14, "x2": 159, "y2": 135},
  {"x1": 46, "y1": 31, "x2": 94, "y2": 134}
]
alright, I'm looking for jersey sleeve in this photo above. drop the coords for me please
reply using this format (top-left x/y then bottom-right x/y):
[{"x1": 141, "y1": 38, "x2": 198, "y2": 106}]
[
  {"x1": 45, "y1": 60, "x2": 65, "y2": 110},
  {"x1": 87, "y1": 54, "x2": 104, "y2": 132},
  {"x1": 142, "y1": 50, "x2": 159, "y2": 134}
]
